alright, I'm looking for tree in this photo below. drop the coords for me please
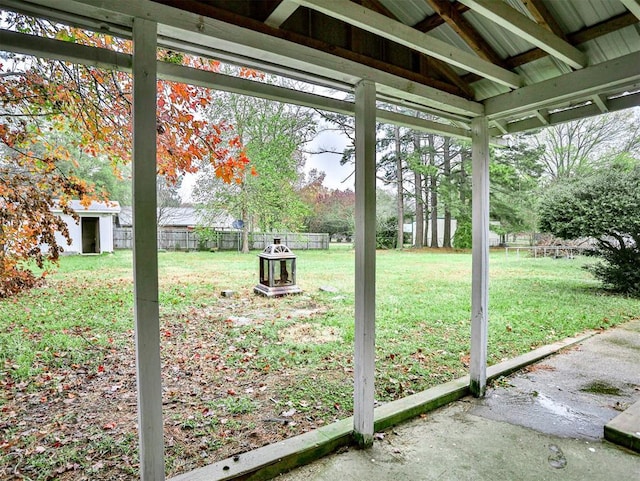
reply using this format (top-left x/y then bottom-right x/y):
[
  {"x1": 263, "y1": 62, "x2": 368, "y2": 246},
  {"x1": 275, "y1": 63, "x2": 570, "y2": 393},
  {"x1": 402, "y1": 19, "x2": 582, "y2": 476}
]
[
  {"x1": 0, "y1": 16, "x2": 249, "y2": 295},
  {"x1": 0, "y1": 152, "x2": 88, "y2": 297},
  {"x1": 33, "y1": 122, "x2": 132, "y2": 205},
  {"x1": 411, "y1": 132, "x2": 425, "y2": 248},
  {"x1": 490, "y1": 141, "x2": 545, "y2": 244},
  {"x1": 377, "y1": 122, "x2": 412, "y2": 249},
  {"x1": 538, "y1": 161, "x2": 640, "y2": 296},
  {"x1": 531, "y1": 110, "x2": 640, "y2": 180},
  {"x1": 300, "y1": 173, "x2": 355, "y2": 241},
  {"x1": 375, "y1": 189, "x2": 403, "y2": 249},
  {"x1": 194, "y1": 78, "x2": 317, "y2": 252}
]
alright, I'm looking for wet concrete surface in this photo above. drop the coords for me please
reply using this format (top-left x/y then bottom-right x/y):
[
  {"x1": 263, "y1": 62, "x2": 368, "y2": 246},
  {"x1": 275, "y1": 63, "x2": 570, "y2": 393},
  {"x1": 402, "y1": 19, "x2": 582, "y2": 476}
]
[
  {"x1": 472, "y1": 320, "x2": 640, "y2": 440},
  {"x1": 277, "y1": 320, "x2": 640, "y2": 480}
]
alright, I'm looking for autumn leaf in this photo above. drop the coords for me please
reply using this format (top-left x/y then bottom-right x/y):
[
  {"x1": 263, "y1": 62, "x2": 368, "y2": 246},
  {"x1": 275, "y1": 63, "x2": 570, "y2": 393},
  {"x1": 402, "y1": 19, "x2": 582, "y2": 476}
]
[{"x1": 1, "y1": 14, "x2": 251, "y2": 296}]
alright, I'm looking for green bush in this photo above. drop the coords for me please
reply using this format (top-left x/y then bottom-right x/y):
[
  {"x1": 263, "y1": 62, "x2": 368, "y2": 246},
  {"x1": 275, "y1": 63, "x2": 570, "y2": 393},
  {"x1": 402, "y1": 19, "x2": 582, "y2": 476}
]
[
  {"x1": 539, "y1": 162, "x2": 640, "y2": 296},
  {"x1": 453, "y1": 219, "x2": 472, "y2": 249}
]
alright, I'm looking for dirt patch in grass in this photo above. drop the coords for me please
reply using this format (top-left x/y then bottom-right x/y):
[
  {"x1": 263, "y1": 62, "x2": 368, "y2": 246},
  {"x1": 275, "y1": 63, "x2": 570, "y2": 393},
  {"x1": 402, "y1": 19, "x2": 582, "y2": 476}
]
[
  {"x1": 0, "y1": 294, "x2": 351, "y2": 480},
  {"x1": 281, "y1": 322, "x2": 340, "y2": 344}
]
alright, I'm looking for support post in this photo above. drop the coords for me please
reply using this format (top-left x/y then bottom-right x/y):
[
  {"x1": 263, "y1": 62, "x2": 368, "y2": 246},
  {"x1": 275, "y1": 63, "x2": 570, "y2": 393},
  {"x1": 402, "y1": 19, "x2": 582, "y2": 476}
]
[
  {"x1": 132, "y1": 18, "x2": 165, "y2": 480},
  {"x1": 353, "y1": 79, "x2": 377, "y2": 447},
  {"x1": 470, "y1": 115, "x2": 490, "y2": 397}
]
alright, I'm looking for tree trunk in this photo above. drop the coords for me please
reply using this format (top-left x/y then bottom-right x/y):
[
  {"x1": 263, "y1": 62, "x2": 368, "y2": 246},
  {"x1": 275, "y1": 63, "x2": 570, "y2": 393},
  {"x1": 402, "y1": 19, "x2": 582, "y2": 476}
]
[
  {"x1": 442, "y1": 138, "x2": 452, "y2": 248},
  {"x1": 395, "y1": 126, "x2": 404, "y2": 250},
  {"x1": 413, "y1": 133, "x2": 423, "y2": 248},
  {"x1": 423, "y1": 173, "x2": 429, "y2": 248},
  {"x1": 241, "y1": 182, "x2": 250, "y2": 253},
  {"x1": 428, "y1": 134, "x2": 438, "y2": 248}
]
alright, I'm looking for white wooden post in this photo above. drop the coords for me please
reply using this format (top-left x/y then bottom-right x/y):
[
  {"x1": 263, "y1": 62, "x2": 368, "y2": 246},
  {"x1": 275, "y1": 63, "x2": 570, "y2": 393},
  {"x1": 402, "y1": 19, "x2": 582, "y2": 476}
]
[
  {"x1": 132, "y1": 18, "x2": 165, "y2": 480},
  {"x1": 470, "y1": 115, "x2": 490, "y2": 397},
  {"x1": 353, "y1": 79, "x2": 377, "y2": 447}
]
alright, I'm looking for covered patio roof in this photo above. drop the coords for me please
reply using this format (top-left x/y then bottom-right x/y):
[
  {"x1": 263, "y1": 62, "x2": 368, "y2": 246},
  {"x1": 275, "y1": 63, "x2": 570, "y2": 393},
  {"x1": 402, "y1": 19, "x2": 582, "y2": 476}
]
[
  {"x1": 4, "y1": 0, "x2": 640, "y2": 135},
  {"x1": 2, "y1": 1, "x2": 639, "y2": 480}
]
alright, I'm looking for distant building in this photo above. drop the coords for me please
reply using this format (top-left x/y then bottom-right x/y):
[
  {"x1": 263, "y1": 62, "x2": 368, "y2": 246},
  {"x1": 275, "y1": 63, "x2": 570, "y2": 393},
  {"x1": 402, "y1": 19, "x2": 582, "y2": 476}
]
[
  {"x1": 114, "y1": 206, "x2": 235, "y2": 250},
  {"x1": 52, "y1": 200, "x2": 121, "y2": 254},
  {"x1": 116, "y1": 206, "x2": 233, "y2": 230}
]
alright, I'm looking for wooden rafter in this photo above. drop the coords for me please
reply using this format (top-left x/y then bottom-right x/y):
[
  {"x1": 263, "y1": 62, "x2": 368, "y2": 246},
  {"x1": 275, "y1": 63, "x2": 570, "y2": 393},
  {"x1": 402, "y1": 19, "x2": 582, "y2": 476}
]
[
  {"x1": 463, "y1": 11, "x2": 638, "y2": 83},
  {"x1": 521, "y1": 0, "x2": 566, "y2": 39},
  {"x1": 291, "y1": 0, "x2": 521, "y2": 88},
  {"x1": 413, "y1": 1, "x2": 470, "y2": 32},
  {"x1": 426, "y1": 0, "x2": 505, "y2": 66},
  {"x1": 459, "y1": 0, "x2": 586, "y2": 69},
  {"x1": 620, "y1": 0, "x2": 640, "y2": 21},
  {"x1": 358, "y1": 0, "x2": 475, "y2": 98},
  {"x1": 264, "y1": 0, "x2": 299, "y2": 28}
]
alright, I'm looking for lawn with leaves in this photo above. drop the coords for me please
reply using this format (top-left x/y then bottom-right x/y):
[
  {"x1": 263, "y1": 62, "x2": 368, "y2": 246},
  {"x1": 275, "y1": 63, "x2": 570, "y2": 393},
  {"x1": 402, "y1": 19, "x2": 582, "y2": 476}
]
[{"x1": 1, "y1": 247, "x2": 638, "y2": 479}]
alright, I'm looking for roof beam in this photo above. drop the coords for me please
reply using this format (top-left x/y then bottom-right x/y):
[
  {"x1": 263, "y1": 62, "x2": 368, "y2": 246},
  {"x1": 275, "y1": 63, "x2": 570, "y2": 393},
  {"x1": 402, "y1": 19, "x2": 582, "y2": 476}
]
[
  {"x1": 533, "y1": 109, "x2": 549, "y2": 125},
  {"x1": 358, "y1": 0, "x2": 475, "y2": 99},
  {"x1": 621, "y1": 0, "x2": 640, "y2": 20},
  {"x1": 458, "y1": 0, "x2": 587, "y2": 69},
  {"x1": 289, "y1": 0, "x2": 522, "y2": 88},
  {"x1": 484, "y1": 50, "x2": 640, "y2": 119},
  {"x1": 0, "y1": 28, "x2": 474, "y2": 140},
  {"x1": 375, "y1": 108, "x2": 471, "y2": 140},
  {"x1": 426, "y1": 0, "x2": 504, "y2": 66},
  {"x1": 12, "y1": 0, "x2": 482, "y2": 117},
  {"x1": 413, "y1": 2, "x2": 470, "y2": 32},
  {"x1": 591, "y1": 94, "x2": 609, "y2": 113},
  {"x1": 463, "y1": 11, "x2": 638, "y2": 83},
  {"x1": 0, "y1": 27, "x2": 133, "y2": 70},
  {"x1": 521, "y1": 0, "x2": 566, "y2": 39},
  {"x1": 491, "y1": 92, "x2": 640, "y2": 135},
  {"x1": 264, "y1": 0, "x2": 299, "y2": 28}
]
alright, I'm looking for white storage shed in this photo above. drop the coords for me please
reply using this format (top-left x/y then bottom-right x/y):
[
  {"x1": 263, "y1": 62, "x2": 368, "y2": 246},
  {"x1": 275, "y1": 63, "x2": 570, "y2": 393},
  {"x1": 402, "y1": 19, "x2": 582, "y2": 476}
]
[{"x1": 52, "y1": 200, "x2": 121, "y2": 254}]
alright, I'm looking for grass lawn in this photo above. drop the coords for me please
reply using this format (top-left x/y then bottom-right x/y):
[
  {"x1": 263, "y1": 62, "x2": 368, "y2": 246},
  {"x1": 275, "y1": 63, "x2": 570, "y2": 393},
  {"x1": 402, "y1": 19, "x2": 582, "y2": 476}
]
[{"x1": 1, "y1": 247, "x2": 638, "y2": 480}]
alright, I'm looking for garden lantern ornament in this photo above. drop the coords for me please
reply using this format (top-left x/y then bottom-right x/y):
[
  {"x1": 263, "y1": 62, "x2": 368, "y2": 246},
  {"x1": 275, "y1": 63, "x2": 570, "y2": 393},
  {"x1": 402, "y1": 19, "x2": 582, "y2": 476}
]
[{"x1": 254, "y1": 238, "x2": 302, "y2": 297}]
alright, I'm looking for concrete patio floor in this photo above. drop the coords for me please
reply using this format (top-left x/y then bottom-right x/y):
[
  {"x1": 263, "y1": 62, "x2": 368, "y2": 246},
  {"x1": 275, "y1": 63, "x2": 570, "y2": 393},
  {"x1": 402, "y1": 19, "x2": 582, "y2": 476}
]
[{"x1": 277, "y1": 320, "x2": 640, "y2": 481}]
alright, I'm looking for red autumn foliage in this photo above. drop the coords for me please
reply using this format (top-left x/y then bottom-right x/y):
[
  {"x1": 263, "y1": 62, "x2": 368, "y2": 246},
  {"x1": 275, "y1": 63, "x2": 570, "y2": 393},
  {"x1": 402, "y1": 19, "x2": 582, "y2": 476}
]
[{"x1": 0, "y1": 15, "x2": 255, "y2": 296}]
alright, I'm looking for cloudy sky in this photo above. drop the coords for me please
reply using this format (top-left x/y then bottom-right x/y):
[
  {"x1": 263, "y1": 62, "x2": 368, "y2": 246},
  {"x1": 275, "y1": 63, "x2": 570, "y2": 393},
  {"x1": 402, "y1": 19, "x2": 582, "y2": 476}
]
[{"x1": 306, "y1": 129, "x2": 354, "y2": 190}]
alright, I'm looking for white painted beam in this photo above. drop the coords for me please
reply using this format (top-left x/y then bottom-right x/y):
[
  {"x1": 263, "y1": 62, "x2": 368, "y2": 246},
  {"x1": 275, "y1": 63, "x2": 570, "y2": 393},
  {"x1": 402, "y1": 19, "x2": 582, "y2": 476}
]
[
  {"x1": 291, "y1": 0, "x2": 521, "y2": 89},
  {"x1": 484, "y1": 51, "x2": 640, "y2": 119},
  {"x1": 264, "y1": 0, "x2": 299, "y2": 28},
  {"x1": 132, "y1": 17, "x2": 165, "y2": 480},
  {"x1": 157, "y1": 62, "x2": 353, "y2": 114},
  {"x1": 459, "y1": 0, "x2": 587, "y2": 69},
  {"x1": 592, "y1": 94, "x2": 609, "y2": 113},
  {"x1": 14, "y1": 0, "x2": 482, "y2": 118},
  {"x1": 0, "y1": 29, "x2": 479, "y2": 140},
  {"x1": 470, "y1": 116, "x2": 489, "y2": 398},
  {"x1": 489, "y1": 92, "x2": 640, "y2": 135},
  {"x1": 353, "y1": 79, "x2": 377, "y2": 448},
  {"x1": 534, "y1": 109, "x2": 550, "y2": 125},
  {"x1": 375, "y1": 109, "x2": 470, "y2": 140},
  {"x1": 492, "y1": 119, "x2": 508, "y2": 135},
  {"x1": 0, "y1": 28, "x2": 132, "y2": 70},
  {"x1": 621, "y1": 0, "x2": 640, "y2": 21},
  {"x1": 0, "y1": 0, "x2": 133, "y2": 37}
]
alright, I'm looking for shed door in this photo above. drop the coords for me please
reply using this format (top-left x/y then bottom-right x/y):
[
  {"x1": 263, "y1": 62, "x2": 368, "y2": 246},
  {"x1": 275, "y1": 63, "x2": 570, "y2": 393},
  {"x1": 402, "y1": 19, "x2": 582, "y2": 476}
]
[{"x1": 81, "y1": 217, "x2": 100, "y2": 254}]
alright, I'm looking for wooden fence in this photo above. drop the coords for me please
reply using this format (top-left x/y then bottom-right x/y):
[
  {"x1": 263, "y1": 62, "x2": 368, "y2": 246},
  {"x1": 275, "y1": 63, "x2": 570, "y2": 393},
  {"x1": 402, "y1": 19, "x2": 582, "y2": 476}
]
[
  {"x1": 113, "y1": 228, "x2": 329, "y2": 251},
  {"x1": 504, "y1": 245, "x2": 592, "y2": 258}
]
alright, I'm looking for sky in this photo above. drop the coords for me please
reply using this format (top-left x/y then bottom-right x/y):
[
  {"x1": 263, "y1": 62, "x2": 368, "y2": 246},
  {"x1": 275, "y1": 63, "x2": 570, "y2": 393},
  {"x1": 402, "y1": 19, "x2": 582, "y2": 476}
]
[{"x1": 305, "y1": 129, "x2": 354, "y2": 190}]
